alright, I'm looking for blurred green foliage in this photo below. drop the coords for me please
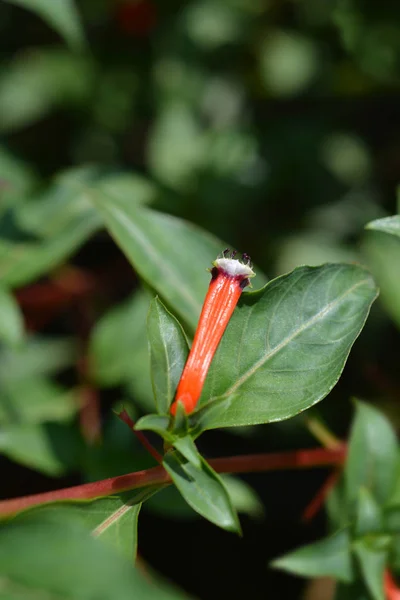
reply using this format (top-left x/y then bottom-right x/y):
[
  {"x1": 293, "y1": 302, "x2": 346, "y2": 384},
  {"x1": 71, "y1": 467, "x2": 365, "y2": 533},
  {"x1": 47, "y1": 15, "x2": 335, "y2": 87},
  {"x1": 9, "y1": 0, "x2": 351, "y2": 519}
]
[{"x1": 0, "y1": 0, "x2": 400, "y2": 598}]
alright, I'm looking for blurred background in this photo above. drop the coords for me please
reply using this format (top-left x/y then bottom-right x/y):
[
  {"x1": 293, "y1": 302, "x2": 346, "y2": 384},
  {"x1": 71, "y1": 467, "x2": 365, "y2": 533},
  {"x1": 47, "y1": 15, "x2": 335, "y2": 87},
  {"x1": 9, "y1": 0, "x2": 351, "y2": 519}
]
[{"x1": 0, "y1": 0, "x2": 399, "y2": 598}]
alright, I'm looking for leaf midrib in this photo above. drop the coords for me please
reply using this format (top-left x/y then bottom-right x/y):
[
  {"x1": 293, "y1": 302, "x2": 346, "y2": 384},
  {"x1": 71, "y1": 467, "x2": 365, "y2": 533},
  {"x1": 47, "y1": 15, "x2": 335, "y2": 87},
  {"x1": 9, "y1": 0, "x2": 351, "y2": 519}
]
[{"x1": 217, "y1": 277, "x2": 370, "y2": 400}]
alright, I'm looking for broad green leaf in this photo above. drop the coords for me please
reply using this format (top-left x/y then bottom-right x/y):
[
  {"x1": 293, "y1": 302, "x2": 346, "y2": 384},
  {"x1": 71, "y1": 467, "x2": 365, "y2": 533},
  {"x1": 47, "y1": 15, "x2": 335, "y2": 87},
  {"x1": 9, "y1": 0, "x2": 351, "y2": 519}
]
[
  {"x1": 90, "y1": 290, "x2": 154, "y2": 411},
  {"x1": 0, "y1": 377, "x2": 78, "y2": 425},
  {"x1": 0, "y1": 49, "x2": 92, "y2": 132},
  {"x1": 353, "y1": 538, "x2": 389, "y2": 600},
  {"x1": 0, "y1": 336, "x2": 77, "y2": 383},
  {"x1": 272, "y1": 530, "x2": 353, "y2": 582},
  {"x1": 147, "y1": 297, "x2": 189, "y2": 413},
  {"x1": 364, "y1": 227, "x2": 400, "y2": 329},
  {"x1": 366, "y1": 216, "x2": 400, "y2": 238},
  {"x1": 345, "y1": 402, "x2": 398, "y2": 510},
  {"x1": 25, "y1": 488, "x2": 160, "y2": 561},
  {"x1": 0, "y1": 513, "x2": 186, "y2": 599},
  {"x1": 0, "y1": 423, "x2": 67, "y2": 475},
  {"x1": 194, "y1": 264, "x2": 377, "y2": 429},
  {"x1": 163, "y1": 450, "x2": 241, "y2": 533},
  {"x1": 355, "y1": 488, "x2": 383, "y2": 537},
  {"x1": 3, "y1": 0, "x2": 85, "y2": 50},
  {"x1": 0, "y1": 286, "x2": 24, "y2": 347},
  {"x1": 90, "y1": 197, "x2": 266, "y2": 331}
]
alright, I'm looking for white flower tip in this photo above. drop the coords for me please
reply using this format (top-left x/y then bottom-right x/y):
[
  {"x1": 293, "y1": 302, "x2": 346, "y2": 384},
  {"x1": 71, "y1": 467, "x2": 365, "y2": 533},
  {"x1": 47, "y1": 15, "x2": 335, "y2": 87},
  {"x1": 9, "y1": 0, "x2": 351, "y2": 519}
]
[{"x1": 213, "y1": 257, "x2": 256, "y2": 279}]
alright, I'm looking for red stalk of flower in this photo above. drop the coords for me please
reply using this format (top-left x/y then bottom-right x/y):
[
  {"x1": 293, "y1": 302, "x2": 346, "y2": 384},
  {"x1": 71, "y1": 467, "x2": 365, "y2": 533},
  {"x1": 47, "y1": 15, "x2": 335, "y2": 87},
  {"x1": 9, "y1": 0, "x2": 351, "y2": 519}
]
[{"x1": 170, "y1": 251, "x2": 255, "y2": 415}]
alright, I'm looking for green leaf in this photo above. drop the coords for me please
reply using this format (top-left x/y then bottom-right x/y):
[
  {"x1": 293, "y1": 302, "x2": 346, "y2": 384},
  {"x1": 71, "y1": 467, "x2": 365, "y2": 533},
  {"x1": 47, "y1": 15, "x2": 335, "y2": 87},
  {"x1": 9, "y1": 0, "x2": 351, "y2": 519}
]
[
  {"x1": 147, "y1": 297, "x2": 189, "y2": 414},
  {"x1": 366, "y1": 216, "x2": 400, "y2": 238},
  {"x1": 272, "y1": 530, "x2": 353, "y2": 582},
  {"x1": 194, "y1": 264, "x2": 377, "y2": 429},
  {"x1": 221, "y1": 475, "x2": 264, "y2": 519},
  {"x1": 26, "y1": 488, "x2": 160, "y2": 561},
  {"x1": 0, "y1": 377, "x2": 78, "y2": 425},
  {"x1": 0, "y1": 513, "x2": 186, "y2": 599},
  {"x1": 353, "y1": 538, "x2": 389, "y2": 600},
  {"x1": 135, "y1": 414, "x2": 171, "y2": 439},
  {"x1": 0, "y1": 286, "x2": 24, "y2": 347},
  {"x1": 0, "y1": 49, "x2": 92, "y2": 133},
  {"x1": 0, "y1": 146, "x2": 37, "y2": 216},
  {"x1": 0, "y1": 336, "x2": 77, "y2": 383},
  {"x1": 355, "y1": 487, "x2": 384, "y2": 537},
  {"x1": 163, "y1": 450, "x2": 241, "y2": 533},
  {"x1": 335, "y1": 581, "x2": 370, "y2": 600},
  {"x1": 172, "y1": 436, "x2": 201, "y2": 468},
  {"x1": 3, "y1": 0, "x2": 85, "y2": 50},
  {"x1": 90, "y1": 198, "x2": 266, "y2": 331},
  {"x1": 364, "y1": 227, "x2": 400, "y2": 329},
  {"x1": 0, "y1": 423, "x2": 67, "y2": 475},
  {"x1": 345, "y1": 402, "x2": 398, "y2": 510},
  {"x1": 90, "y1": 290, "x2": 155, "y2": 411}
]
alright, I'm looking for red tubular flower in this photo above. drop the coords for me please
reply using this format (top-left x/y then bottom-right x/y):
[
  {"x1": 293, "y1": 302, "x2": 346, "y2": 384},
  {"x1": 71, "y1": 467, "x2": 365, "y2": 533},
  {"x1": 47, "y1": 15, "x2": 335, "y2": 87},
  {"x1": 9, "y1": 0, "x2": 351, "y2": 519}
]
[{"x1": 170, "y1": 251, "x2": 255, "y2": 416}]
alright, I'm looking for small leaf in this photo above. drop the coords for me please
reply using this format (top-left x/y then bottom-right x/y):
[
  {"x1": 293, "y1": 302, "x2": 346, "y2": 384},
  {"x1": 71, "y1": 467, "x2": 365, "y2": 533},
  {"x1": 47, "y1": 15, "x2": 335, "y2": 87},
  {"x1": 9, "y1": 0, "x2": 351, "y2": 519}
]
[
  {"x1": 195, "y1": 264, "x2": 377, "y2": 429},
  {"x1": 3, "y1": 0, "x2": 85, "y2": 50},
  {"x1": 345, "y1": 402, "x2": 398, "y2": 511},
  {"x1": 0, "y1": 286, "x2": 24, "y2": 347},
  {"x1": 0, "y1": 512, "x2": 185, "y2": 599},
  {"x1": 147, "y1": 297, "x2": 189, "y2": 414},
  {"x1": 272, "y1": 530, "x2": 353, "y2": 582},
  {"x1": 366, "y1": 215, "x2": 400, "y2": 238},
  {"x1": 163, "y1": 450, "x2": 241, "y2": 533},
  {"x1": 134, "y1": 414, "x2": 171, "y2": 439},
  {"x1": 90, "y1": 198, "x2": 266, "y2": 331},
  {"x1": 355, "y1": 488, "x2": 383, "y2": 537},
  {"x1": 353, "y1": 538, "x2": 389, "y2": 600}
]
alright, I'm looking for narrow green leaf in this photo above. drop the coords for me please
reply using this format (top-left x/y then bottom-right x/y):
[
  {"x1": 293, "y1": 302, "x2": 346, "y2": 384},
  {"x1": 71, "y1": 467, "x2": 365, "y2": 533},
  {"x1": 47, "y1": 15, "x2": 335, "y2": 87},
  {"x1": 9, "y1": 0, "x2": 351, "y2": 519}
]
[
  {"x1": 195, "y1": 264, "x2": 377, "y2": 429},
  {"x1": 163, "y1": 450, "x2": 241, "y2": 533},
  {"x1": 0, "y1": 145, "x2": 37, "y2": 216},
  {"x1": 334, "y1": 581, "x2": 370, "y2": 600},
  {"x1": 0, "y1": 513, "x2": 185, "y2": 599},
  {"x1": 90, "y1": 198, "x2": 266, "y2": 331},
  {"x1": 353, "y1": 538, "x2": 388, "y2": 600},
  {"x1": 366, "y1": 216, "x2": 400, "y2": 238},
  {"x1": 3, "y1": 0, "x2": 85, "y2": 50},
  {"x1": 147, "y1": 297, "x2": 189, "y2": 413},
  {"x1": 272, "y1": 530, "x2": 353, "y2": 582},
  {"x1": 345, "y1": 402, "x2": 398, "y2": 510},
  {"x1": 0, "y1": 286, "x2": 24, "y2": 347},
  {"x1": 355, "y1": 488, "x2": 384, "y2": 537}
]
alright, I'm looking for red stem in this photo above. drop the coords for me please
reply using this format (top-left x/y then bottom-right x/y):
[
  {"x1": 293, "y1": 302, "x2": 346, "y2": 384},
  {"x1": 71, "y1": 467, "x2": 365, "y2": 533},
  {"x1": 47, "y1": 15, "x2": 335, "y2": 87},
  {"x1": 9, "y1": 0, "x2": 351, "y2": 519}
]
[
  {"x1": 0, "y1": 445, "x2": 346, "y2": 517},
  {"x1": 117, "y1": 409, "x2": 163, "y2": 463},
  {"x1": 302, "y1": 467, "x2": 342, "y2": 522}
]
